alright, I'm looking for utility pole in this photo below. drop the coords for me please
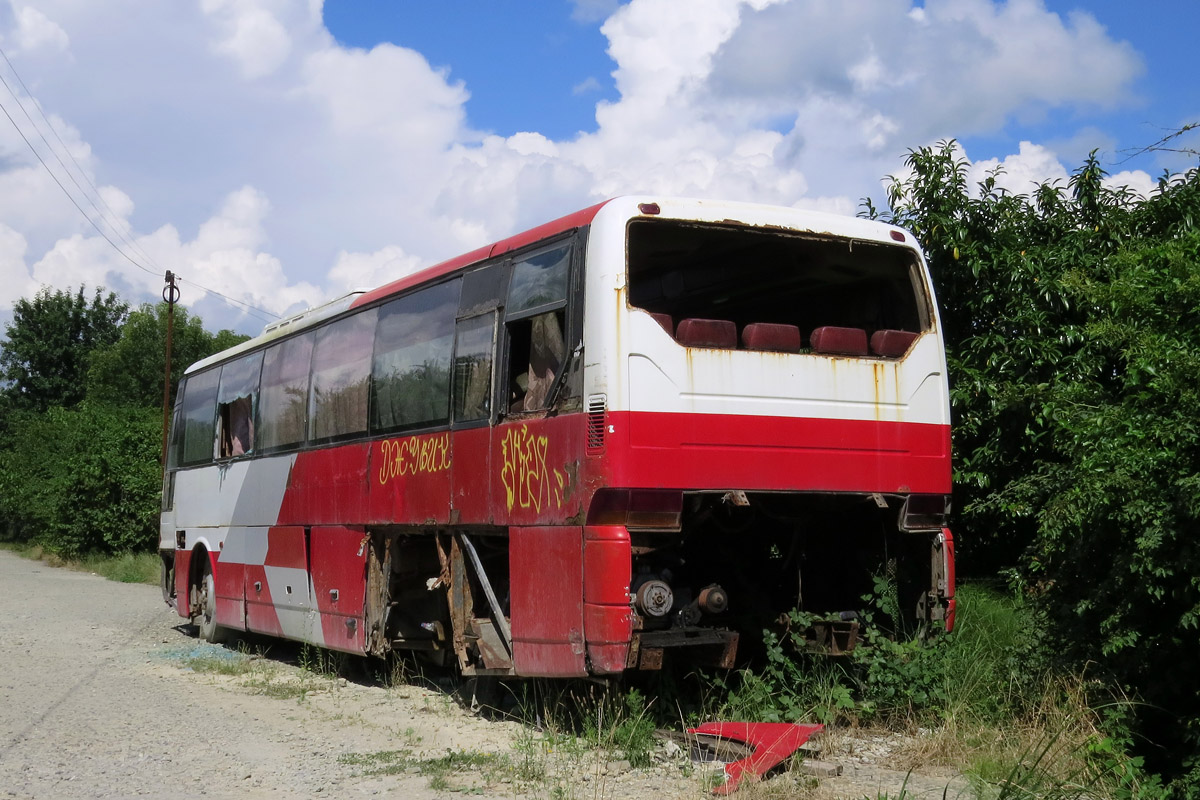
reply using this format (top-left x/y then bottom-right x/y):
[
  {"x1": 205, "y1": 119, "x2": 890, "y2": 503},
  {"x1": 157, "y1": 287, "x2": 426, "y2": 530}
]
[{"x1": 160, "y1": 271, "x2": 179, "y2": 467}]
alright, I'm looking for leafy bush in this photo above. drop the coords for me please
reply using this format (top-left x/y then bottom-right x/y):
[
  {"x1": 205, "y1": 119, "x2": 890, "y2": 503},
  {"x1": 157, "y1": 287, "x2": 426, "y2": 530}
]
[
  {"x1": 870, "y1": 142, "x2": 1200, "y2": 791},
  {"x1": 0, "y1": 403, "x2": 160, "y2": 555},
  {"x1": 717, "y1": 585, "x2": 1048, "y2": 727}
]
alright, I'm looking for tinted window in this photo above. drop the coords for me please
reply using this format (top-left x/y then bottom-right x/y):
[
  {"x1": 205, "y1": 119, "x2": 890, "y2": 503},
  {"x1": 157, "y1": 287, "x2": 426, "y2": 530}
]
[
  {"x1": 259, "y1": 332, "x2": 314, "y2": 450},
  {"x1": 166, "y1": 394, "x2": 184, "y2": 470},
  {"x1": 371, "y1": 280, "x2": 460, "y2": 433},
  {"x1": 217, "y1": 351, "x2": 263, "y2": 458},
  {"x1": 180, "y1": 368, "x2": 219, "y2": 466},
  {"x1": 507, "y1": 244, "x2": 569, "y2": 315},
  {"x1": 459, "y1": 263, "x2": 507, "y2": 316},
  {"x1": 309, "y1": 309, "x2": 377, "y2": 441},
  {"x1": 453, "y1": 313, "x2": 495, "y2": 422}
]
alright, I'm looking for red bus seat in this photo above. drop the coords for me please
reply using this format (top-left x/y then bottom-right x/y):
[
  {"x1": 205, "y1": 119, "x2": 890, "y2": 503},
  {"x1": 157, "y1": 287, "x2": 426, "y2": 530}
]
[
  {"x1": 648, "y1": 312, "x2": 675, "y2": 336},
  {"x1": 676, "y1": 318, "x2": 737, "y2": 349},
  {"x1": 870, "y1": 329, "x2": 918, "y2": 357},
  {"x1": 741, "y1": 322, "x2": 802, "y2": 353},
  {"x1": 810, "y1": 326, "x2": 868, "y2": 355}
]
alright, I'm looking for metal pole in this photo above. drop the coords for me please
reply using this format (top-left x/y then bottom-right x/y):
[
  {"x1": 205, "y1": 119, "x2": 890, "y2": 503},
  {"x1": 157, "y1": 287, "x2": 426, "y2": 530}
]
[{"x1": 160, "y1": 271, "x2": 179, "y2": 467}]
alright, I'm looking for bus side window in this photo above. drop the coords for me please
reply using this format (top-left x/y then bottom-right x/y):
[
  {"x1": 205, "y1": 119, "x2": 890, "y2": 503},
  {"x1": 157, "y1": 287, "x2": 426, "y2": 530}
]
[
  {"x1": 508, "y1": 311, "x2": 565, "y2": 411},
  {"x1": 452, "y1": 313, "x2": 495, "y2": 423},
  {"x1": 216, "y1": 351, "x2": 263, "y2": 458},
  {"x1": 371, "y1": 279, "x2": 460, "y2": 434},
  {"x1": 505, "y1": 243, "x2": 570, "y2": 413},
  {"x1": 309, "y1": 309, "x2": 378, "y2": 442},
  {"x1": 259, "y1": 332, "x2": 314, "y2": 451},
  {"x1": 179, "y1": 368, "x2": 220, "y2": 466}
]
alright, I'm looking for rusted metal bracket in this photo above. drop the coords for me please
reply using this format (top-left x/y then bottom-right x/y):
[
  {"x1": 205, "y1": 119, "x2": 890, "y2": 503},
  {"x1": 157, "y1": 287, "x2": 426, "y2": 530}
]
[{"x1": 457, "y1": 532, "x2": 513, "y2": 657}]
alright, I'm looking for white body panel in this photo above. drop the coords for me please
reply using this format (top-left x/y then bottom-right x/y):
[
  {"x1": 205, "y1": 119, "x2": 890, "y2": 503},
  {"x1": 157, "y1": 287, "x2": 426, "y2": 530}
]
[{"x1": 580, "y1": 196, "x2": 950, "y2": 428}]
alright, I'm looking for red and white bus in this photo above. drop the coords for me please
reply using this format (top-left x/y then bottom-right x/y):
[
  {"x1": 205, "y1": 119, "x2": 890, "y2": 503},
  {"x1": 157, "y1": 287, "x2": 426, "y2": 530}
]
[{"x1": 161, "y1": 196, "x2": 954, "y2": 678}]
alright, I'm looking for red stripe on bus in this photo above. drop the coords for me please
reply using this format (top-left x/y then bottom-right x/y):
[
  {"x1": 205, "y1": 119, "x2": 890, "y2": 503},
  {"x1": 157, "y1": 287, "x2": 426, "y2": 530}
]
[
  {"x1": 351, "y1": 202, "x2": 606, "y2": 309},
  {"x1": 606, "y1": 411, "x2": 952, "y2": 494}
]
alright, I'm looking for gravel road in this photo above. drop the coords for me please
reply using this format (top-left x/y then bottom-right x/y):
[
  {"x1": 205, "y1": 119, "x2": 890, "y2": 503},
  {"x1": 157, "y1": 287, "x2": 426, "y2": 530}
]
[{"x1": 0, "y1": 549, "x2": 965, "y2": 800}]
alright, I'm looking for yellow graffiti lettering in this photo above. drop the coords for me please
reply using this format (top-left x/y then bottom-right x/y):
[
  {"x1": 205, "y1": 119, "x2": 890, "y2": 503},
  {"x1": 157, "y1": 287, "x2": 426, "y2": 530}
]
[
  {"x1": 377, "y1": 433, "x2": 451, "y2": 487},
  {"x1": 500, "y1": 425, "x2": 567, "y2": 513}
]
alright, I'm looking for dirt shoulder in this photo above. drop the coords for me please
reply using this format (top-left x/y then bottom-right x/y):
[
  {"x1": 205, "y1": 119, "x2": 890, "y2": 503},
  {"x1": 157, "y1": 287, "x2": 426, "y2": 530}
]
[{"x1": 0, "y1": 549, "x2": 964, "y2": 799}]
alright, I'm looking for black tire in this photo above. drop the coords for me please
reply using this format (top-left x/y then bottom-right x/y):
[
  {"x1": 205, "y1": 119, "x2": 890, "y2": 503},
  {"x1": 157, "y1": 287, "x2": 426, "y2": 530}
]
[{"x1": 196, "y1": 560, "x2": 229, "y2": 644}]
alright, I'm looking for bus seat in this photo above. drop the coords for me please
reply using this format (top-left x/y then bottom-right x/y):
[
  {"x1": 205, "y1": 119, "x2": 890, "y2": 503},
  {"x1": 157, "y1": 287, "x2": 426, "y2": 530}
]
[
  {"x1": 810, "y1": 326, "x2": 868, "y2": 355},
  {"x1": 648, "y1": 312, "x2": 675, "y2": 337},
  {"x1": 870, "y1": 329, "x2": 918, "y2": 357},
  {"x1": 676, "y1": 318, "x2": 737, "y2": 349},
  {"x1": 741, "y1": 322, "x2": 802, "y2": 353}
]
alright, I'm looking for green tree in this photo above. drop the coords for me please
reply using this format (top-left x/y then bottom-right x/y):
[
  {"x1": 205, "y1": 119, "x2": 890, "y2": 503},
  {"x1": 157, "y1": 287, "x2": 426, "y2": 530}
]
[
  {"x1": 0, "y1": 403, "x2": 161, "y2": 553},
  {"x1": 87, "y1": 302, "x2": 250, "y2": 408},
  {"x1": 868, "y1": 142, "x2": 1200, "y2": 791},
  {"x1": 0, "y1": 286, "x2": 127, "y2": 411}
]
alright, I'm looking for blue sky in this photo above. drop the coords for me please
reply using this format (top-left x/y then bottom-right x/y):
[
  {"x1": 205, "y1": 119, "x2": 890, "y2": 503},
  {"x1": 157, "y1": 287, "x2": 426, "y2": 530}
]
[
  {"x1": 323, "y1": 0, "x2": 1198, "y2": 173},
  {"x1": 0, "y1": 0, "x2": 1197, "y2": 335}
]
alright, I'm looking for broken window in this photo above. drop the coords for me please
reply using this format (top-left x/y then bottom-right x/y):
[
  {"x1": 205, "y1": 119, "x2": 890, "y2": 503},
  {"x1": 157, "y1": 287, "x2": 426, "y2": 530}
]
[
  {"x1": 626, "y1": 219, "x2": 930, "y2": 352},
  {"x1": 505, "y1": 243, "x2": 571, "y2": 412},
  {"x1": 216, "y1": 351, "x2": 263, "y2": 458}
]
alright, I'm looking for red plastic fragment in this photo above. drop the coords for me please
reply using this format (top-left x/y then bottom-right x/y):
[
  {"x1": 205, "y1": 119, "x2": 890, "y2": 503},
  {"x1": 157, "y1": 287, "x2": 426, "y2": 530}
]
[{"x1": 687, "y1": 721, "x2": 824, "y2": 795}]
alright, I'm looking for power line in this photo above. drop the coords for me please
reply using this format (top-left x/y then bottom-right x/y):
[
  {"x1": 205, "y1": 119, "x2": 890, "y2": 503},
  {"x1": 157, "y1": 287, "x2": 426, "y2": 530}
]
[
  {"x1": 0, "y1": 46, "x2": 163, "y2": 275},
  {"x1": 176, "y1": 277, "x2": 277, "y2": 323},
  {"x1": 0, "y1": 44, "x2": 281, "y2": 323}
]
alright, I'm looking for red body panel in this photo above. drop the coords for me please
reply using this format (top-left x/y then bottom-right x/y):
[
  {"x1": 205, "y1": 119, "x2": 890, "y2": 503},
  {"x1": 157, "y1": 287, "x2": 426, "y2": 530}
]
[
  {"x1": 246, "y1": 526, "x2": 308, "y2": 636},
  {"x1": 509, "y1": 526, "x2": 587, "y2": 677},
  {"x1": 244, "y1": 560, "x2": 280, "y2": 636},
  {"x1": 369, "y1": 432, "x2": 454, "y2": 525},
  {"x1": 942, "y1": 527, "x2": 957, "y2": 632},
  {"x1": 213, "y1": 549, "x2": 246, "y2": 630},
  {"x1": 174, "y1": 547, "x2": 192, "y2": 612},
  {"x1": 583, "y1": 525, "x2": 633, "y2": 673},
  {"x1": 310, "y1": 526, "x2": 368, "y2": 653},
  {"x1": 608, "y1": 411, "x2": 952, "y2": 495},
  {"x1": 451, "y1": 427, "x2": 492, "y2": 521},
  {"x1": 278, "y1": 444, "x2": 372, "y2": 526},
  {"x1": 493, "y1": 417, "x2": 586, "y2": 526}
]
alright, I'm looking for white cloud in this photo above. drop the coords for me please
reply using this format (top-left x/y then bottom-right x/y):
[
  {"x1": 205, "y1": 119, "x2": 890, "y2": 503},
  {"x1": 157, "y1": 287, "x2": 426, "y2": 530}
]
[
  {"x1": 328, "y1": 246, "x2": 424, "y2": 296},
  {"x1": 0, "y1": 223, "x2": 36, "y2": 309},
  {"x1": 0, "y1": 0, "x2": 1153, "y2": 336},
  {"x1": 967, "y1": 141, "x2": 1072, "y2": 196},
  {"x1": 9, "y1": 4, "x2": 69, "y2": 54},
  {"x1": 1104, "y1": 169, "x2": 1156, "y2": 200},
  {"x1": 572, "y1": 76, "x2": 602, "y2": 95}
]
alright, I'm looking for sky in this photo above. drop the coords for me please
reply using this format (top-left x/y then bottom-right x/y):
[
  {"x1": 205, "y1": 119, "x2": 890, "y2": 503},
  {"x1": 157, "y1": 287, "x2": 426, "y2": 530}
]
[{"x1": 0, "y1": 0, "x2": 1197, "y2": 337}]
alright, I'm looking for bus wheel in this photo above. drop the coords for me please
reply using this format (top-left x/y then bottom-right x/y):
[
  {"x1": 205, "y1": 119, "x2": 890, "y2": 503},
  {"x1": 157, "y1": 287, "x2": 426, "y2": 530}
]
[{"x1": 196, "y1": 560, "x2": 228, "y2": 644}]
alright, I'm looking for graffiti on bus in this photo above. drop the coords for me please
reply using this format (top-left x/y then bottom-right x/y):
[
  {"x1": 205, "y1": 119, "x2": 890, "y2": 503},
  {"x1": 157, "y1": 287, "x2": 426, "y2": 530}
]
[
  {"x1": 500, "y1": 424, "x2": 566, "y2": 513},
  {"x1": 377, "y1": 433, "x2": 452, "y2": 487}
]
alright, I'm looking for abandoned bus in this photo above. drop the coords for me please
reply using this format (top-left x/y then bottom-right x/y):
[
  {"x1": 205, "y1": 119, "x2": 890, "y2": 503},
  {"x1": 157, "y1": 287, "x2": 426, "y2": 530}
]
[{"x1": 160, "y1": 196, "x2": 955, "y2": 678}]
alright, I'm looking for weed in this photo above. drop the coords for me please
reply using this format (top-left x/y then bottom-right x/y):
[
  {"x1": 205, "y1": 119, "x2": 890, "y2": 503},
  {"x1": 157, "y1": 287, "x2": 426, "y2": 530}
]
[
  {"x1": 338, "y1": 748, "x2": 511, "y2": 793},
  {"x1": 0, "y1": 542, "x2": 160, "y2": 585}
]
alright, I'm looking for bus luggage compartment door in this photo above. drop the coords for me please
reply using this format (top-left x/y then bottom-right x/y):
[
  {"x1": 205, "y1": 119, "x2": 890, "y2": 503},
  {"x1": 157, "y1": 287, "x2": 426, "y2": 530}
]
[
  {"x1": 509, "y1": 526, "x2": 587, "y2": 677},
  {"x1": 310, "y1": 525, "x2": 369, "y2": 654}
]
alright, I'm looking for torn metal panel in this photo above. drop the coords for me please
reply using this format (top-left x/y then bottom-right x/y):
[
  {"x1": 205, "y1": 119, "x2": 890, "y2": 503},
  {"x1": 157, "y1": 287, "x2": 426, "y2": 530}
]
[{"x1": 687, "y1": 722, "x2": 824, "y2": 795}]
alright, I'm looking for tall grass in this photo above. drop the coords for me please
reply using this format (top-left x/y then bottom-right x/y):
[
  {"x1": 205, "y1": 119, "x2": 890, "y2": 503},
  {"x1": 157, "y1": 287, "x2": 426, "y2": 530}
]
[
  {"x1": 713, "y1": 584, "x2": 1162, "y2": 800},
  {"x1": 0, "y1": 541, "x2": 160, "y2": 584}
]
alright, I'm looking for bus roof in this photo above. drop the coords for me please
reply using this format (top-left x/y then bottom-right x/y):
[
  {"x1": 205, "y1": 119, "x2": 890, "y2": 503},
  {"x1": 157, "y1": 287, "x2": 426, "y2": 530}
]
[
  {"x1": 182, "y1": 197, "x2": 918, "y2": 377},
  {"x1": 349, "y1": 201, "x2": 608, "y2": 310}
]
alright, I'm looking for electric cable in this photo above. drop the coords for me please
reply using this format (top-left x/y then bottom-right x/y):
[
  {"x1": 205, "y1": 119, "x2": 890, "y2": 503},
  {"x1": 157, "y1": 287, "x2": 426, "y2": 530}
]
[{"x1": 0, "y1": 44, "x2": 281, "y2": 323}]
